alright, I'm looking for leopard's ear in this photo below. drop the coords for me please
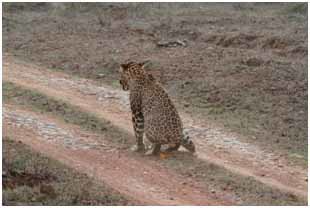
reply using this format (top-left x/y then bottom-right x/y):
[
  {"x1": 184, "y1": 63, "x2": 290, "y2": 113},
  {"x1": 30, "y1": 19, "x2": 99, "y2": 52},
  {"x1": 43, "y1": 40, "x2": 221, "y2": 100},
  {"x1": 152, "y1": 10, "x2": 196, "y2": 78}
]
[
  {"x1": 120, "y1": 63, "x2": 129, "y2": 72},
  {"x1": 120, "y1": 63, "x2": 127, "y2": 69},
  {"x1": 139, "y1": 60, "x2": 150, "y2": 69}
]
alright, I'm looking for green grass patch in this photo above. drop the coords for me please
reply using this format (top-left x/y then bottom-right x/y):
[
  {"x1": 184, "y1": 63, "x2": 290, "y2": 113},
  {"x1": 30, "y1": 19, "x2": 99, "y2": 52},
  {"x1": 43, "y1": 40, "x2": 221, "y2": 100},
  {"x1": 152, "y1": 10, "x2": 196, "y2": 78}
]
[{"x1": 284, "y1": 3, "x2": 307, "y2": 15}]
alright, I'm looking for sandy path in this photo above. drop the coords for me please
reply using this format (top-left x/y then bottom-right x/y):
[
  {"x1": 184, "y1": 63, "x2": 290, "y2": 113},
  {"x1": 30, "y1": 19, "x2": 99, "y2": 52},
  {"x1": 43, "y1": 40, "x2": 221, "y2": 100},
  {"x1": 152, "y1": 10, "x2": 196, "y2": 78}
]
[
  {"x1": 3, "y1": 104, "x2": 233, "y2": 205},
  {"x1": 3, "y1": 54, "x2": 307, "y2": 199}
]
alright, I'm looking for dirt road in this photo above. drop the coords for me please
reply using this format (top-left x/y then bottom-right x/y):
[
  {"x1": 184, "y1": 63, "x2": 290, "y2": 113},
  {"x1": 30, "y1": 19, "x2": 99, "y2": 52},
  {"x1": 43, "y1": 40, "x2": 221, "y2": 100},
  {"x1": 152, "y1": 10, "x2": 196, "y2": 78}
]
[
  {"x1": 3, "y1": 104, "x2": 233, "y2": 205},
  {"x1": 3, "y1": 54, "x2": 308, "y2": 202}
]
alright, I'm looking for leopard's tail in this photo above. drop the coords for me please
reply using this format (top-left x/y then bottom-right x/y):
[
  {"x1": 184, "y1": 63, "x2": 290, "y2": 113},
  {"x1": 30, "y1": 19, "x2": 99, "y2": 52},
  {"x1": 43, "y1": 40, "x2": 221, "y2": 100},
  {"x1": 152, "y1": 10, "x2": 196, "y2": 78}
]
[{"x1": 180, "y1": 134, "x2": 196, "y2": 153}]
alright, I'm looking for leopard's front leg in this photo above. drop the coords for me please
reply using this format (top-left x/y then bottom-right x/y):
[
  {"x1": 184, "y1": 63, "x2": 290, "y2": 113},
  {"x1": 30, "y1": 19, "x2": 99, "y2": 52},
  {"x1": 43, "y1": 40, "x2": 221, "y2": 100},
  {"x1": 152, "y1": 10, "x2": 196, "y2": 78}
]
[
  {"x1": 131, "y1": 111, "x2": 146, "y2": 152},
  {"x1": 129, "y1": 86, "x2": 146, "y2": 152}
]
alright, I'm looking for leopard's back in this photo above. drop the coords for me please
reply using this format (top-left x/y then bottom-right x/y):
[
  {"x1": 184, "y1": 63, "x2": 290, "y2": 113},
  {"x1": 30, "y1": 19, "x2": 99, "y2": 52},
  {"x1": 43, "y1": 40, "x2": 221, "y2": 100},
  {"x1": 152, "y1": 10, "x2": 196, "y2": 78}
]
[{"x1": 141, "y1": 81, "x2": 183, "y2": 144}]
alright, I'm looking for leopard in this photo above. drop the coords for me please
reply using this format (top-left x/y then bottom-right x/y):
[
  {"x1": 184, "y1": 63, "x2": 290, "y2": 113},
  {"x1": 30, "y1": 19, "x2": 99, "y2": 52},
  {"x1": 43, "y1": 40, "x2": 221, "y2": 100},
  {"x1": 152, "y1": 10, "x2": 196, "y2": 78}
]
[{"x1": 119, "y1": 61, "x2": 195, "y2": 155}]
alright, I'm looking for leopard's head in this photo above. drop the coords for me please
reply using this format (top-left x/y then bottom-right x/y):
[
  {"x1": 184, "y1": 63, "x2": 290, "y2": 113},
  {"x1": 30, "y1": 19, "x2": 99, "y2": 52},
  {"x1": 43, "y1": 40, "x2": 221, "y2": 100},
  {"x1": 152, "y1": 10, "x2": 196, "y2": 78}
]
[{"x1": 119, "y1": 61, "x2": 150, "y2": 91}]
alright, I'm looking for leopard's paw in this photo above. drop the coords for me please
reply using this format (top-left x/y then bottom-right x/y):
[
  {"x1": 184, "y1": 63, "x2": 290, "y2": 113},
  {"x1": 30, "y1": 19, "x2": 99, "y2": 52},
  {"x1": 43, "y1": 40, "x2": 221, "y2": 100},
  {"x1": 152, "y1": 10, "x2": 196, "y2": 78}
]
[{"x1": 130, "y1": 144, "x2": 145, "y2": 152}]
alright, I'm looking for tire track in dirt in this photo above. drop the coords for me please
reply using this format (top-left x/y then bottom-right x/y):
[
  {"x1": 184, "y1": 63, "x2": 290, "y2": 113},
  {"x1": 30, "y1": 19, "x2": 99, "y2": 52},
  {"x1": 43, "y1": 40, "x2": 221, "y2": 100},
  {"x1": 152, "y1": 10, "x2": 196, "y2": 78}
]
[
  {"x1": 3, "y1": 54, "x2": 307, "y2": 199},
  {"x1": 3, "y1": 104, "x2": 232, "y2": 205}
]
